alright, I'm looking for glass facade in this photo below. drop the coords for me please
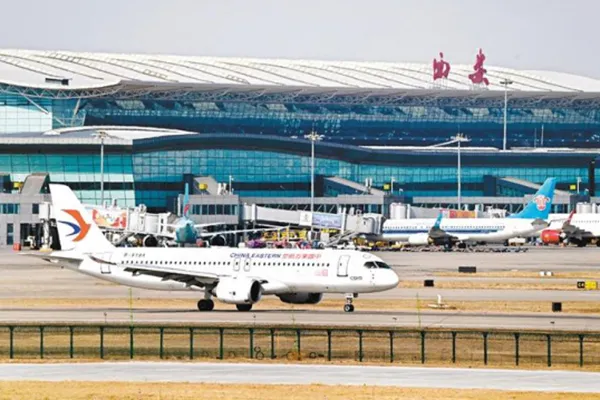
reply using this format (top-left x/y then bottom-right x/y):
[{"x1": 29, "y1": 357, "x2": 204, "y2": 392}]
[
  {"x1": 0, "y1": 135, "x2": 594, "y2": 210},
  {"x1": 81, "y1": 99, "x2": 600, "y2": 148},
  {"x1": 0, "y1": 87, "x2": 598, "y2": 211},
  {"x1": 1, "y1": 90, "x2": 600, "y2": 149}
]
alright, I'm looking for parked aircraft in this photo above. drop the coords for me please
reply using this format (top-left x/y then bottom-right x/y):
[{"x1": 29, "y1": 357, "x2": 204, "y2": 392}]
[
  {"x1": 540, "y1": 210, "x2": 600, "y2": 247},
  {"x1": 26, "y1": 184, "x2": 399, "y2": 313},
  {"x1": 165, "y1": 183, "x2": 283, "y2": 245},
  {"x1": 377, "y1": 178, "x2": 557, "y2": 247}
]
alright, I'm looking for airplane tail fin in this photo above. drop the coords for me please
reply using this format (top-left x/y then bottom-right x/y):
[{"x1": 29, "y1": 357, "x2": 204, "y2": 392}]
[
  {"x1": 183, "y1": 183, "x2": 190, "y2": 218},
  {"x1": 49, "y1": 184, "x2": 114, "y2": 253},
  {"x1": 510, "y1": 178, "x2": 557, "y2": 220},
  {"x1": 433, "y1": 212, "x2": 443, "y2": 229}
]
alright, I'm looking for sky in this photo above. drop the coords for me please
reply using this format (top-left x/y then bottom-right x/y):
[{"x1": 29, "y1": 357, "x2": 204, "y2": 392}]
[{"x1": 1, "y1": 0, "x2": 598, "y2": 77}]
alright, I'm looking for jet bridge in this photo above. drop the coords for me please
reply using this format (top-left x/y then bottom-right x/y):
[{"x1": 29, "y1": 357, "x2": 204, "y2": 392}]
[{"x1": 241, "y1": 204, "x2": 383, "y2": 244}]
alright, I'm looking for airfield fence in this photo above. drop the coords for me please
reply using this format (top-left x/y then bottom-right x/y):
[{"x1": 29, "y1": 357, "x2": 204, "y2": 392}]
[{"x1": 0, "y1": 324, "x2": 599, "y2": 368}]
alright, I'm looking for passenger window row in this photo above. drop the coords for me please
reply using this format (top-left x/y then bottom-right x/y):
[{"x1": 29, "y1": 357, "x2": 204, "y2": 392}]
[{"x1": 121, "y1": 259, "x2": 331, "y2": 267}]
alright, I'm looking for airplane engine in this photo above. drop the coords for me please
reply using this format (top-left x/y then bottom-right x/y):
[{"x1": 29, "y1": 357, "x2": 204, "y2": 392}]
[
  {"x1": 142, "y1": 235, "x2": 158, "y2": 247},
  {"x1": 408, "y1": 233, "x2": 431, "y2": 246},
  {"x1": 214, "y1": 277, "x2": 263, "y2": 304},
  {"x1": 540, "y1": 229, "x2": 562, "y2": 245},
  {"x1": 277, "y1": 292, "x2": 323, "y2": 305}
]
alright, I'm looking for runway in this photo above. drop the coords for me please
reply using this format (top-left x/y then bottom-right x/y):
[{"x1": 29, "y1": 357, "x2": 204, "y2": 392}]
[
  {"x1": 1, "y1": 307, "x2": 598, "y2": 330},
  {"x1": 1, "y1": 362, "x2": 599, "y2": 392}
]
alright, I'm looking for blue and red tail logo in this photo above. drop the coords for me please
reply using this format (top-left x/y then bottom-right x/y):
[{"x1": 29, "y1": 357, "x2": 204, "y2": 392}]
[
  {"x1": 533, "y1": 195, "x2": 550, "y2": 211},
  {"x1": 58, "y1": 209, "x2": 91, "y2": 242}
]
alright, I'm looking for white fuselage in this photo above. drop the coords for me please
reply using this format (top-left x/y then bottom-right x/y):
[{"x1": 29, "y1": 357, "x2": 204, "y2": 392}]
[
  {"x1": 59, "y1": 247, "x2": 399, "y2": 295},
  {"x1": 379, "y1": 218, "x2": 540, "y2": 243},
  {"x1": 543, "y1": 214, "x2": 600, "y2": 237}
]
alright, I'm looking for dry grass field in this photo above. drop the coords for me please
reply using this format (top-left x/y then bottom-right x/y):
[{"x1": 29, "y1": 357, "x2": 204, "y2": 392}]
[{"x1": 0, "y1": 382, "x2": 598, "y2": 400}]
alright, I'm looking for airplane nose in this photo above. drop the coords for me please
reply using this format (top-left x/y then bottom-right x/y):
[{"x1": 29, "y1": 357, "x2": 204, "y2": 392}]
[{"x1": 385, "y1": 270, "x2": 400, "y2": 289}]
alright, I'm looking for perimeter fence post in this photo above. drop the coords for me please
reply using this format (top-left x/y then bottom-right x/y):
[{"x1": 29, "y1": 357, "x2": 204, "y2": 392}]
[
  {"x1": 9, "y1": 326, "x2": 14, "y2": 359},
  {"x1": 129, "y1": 326, "x2": 134, "y2": 359},
  {"x1": 547, "y1": 334, "x2": 552, "y2": 367},
  {"x1": 389, "y1": 331, "x2": 394, "y2": 363},
  {"x1": 483, "y1": 332, "x2": 488, "y2": 365},
  {"x1": 39, "y1": 326, "x2": 44, "y2": 359},
  {"x1": 219, "y1": 328, "x2": 224, "y2": 360},
  {"x1": 420, "y1": 331, "x2": 426, "y2": 364},
  {"x1": 189, "y1": 328, "x2": 194, "y2": 360},
  {"x1": 249, "y1": 328, "x2": 254, "y2": 359},
  {"x1": 358, "y1": 330, "x2": 363, "y2": 362},
  {"x1": 69, "y1": 326, "x2": 74, "y2": 359},
  {"x1": 514, "y1": 333, "x2": 519, "y2": 366},
  {"x1": 327, "y1": 330, "x2": 332, "y2": 361},
  {"x1": 159, "y1": 327, "x2": 164, "y2": 360},
  {"x1": 296, "y1": 329, "x2": 301, "y2": 357},
  {"x1": 579, "y1": 334, "x2": 584, "y2": 367},
  {"x1": 270, "y1": 329, "x2": 275, "y2": 359},
  {"x1": 451, "y1": 332, "x2": 457, "y2": 364},
  {"x1": 99, "y1": 327, "x2": 104, "y2": 359}
]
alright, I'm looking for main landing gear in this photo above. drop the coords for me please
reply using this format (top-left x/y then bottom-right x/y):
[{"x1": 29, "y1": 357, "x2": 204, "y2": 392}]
[
  {"x1": 344, "y1": 293, "x2": 357, "y2": 313},
  {"x1": 197, "y1": 299, "x2": 214, "y2": 311},
  {"x1": 197, "y1": 292, "x2": 215, "y2": 311}
]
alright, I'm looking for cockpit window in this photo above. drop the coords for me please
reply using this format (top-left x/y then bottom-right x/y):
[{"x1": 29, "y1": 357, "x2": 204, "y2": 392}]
[
  {"x1": 375, "y1": 262, "x2": 392, "y2": 269},
  {"x1": 364, "y1": 261, "x2": 378, "y2": 269}
]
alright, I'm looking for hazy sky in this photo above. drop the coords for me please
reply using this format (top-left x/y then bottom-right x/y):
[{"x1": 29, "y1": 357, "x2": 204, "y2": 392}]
[{"x1": 1, "y1": 0, "x2": 598, "y2": 77}]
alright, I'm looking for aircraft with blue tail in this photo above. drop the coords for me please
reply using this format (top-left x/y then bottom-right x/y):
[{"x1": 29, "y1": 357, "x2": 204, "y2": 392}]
[
  {"x1": 377, "y1": 178, "x2": 556, "y2": 247},
  {"x1": 167, "y1": 183, "x2": 285, "y2": 245}
]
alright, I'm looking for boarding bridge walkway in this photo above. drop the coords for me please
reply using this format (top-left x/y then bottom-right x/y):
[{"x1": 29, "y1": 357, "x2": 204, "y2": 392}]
[{"x1": 241, "y1": 204, "x2": 383, "y2": 242}]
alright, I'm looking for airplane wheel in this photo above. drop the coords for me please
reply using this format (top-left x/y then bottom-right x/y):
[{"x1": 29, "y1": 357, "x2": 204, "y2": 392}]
[
  {"x1": 236, "y1": 304, "x2": 253, "y2": 312},
  {"x1": 343, "y1": 304, "x2": 354, "y2": 313},
  {"x1": 197, "y1": 299, "x2": 214, "y2": 311}
]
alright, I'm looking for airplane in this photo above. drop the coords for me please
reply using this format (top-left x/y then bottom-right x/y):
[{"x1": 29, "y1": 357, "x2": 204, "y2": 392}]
[
  {"x1": 376, "y1": 177, "x2": 557, "y2": 248},
  {"x1": 540, "y1": 210, "x2": 600, "y2": 247},
  {"x1": 165, "y1": 183, "x2": 284, "y2": 245},
  {"x1": 25, "y1": 184, "x2": 399, "y2": 313}
]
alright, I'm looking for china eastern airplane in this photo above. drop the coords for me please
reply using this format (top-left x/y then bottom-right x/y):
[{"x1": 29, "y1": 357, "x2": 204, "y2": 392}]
[
  {"x1": 376, "y1": 177, "x2": 556, "y2": 247},
  {"x1": 26, "y1": 184, "x2": 399, "y2": 313}
]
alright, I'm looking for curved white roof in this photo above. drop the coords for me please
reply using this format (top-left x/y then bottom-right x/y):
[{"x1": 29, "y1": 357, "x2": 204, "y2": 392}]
[{"x1": 0, "y1": 49, "x2": 599, "y2": 93}]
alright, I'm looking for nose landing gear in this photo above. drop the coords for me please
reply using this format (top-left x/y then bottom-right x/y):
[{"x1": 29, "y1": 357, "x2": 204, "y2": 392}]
[{"x1": 344, "y1": 293, "x2": 357, "y2": 312}]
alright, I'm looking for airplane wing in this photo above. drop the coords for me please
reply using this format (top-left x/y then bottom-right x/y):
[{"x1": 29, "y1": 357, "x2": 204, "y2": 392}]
[
  {"x1": 20, "y1": 251, "x2": 84, "y2": 269},
  {"x1": 120, "y1": 262, "x2": 222, "y2": 287},
  {"x1": 426, "y1": 212, "x2": 470, "y2": 244}
]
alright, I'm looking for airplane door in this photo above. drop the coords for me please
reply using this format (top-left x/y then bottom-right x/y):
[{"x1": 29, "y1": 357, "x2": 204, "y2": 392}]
[
  {"x1": 233, "y1": 258, "x2": 241, "y2": 272},
  {"x1": 243, "y1": 259, "x2": 251, "y2": 272},
  {"x1": 337, "y1": 255, "x2": 350, "y2": 277}
]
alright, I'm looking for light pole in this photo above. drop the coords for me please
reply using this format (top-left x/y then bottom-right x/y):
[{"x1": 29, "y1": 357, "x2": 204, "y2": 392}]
[
  {"x1": 390, "y1": 177, "x2": 395, "y2": 194},
  {"x1": 500, "y1": 78, "x2": 514, "y2": 151},
  {"x1": 577, "y1": 177, "x2": 581, "y2": 194},
  {"x1": 452, "y1": 133, "x2": 471, "y2": 210},
  {"x1": 229, "y1": 175, "x2": 234, "y2": 194},
  {"x1": 304, "y1": 132, "x2": 324, "y2": 230},
  {"x1": 92, "y1": 130, "x2": 109, "y2": 206}
]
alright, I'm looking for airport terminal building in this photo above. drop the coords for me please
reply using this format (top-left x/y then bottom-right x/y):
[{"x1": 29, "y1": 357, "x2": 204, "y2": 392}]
[{"x1": 1, "y1": 49, "x2": 600, "y2": 244}]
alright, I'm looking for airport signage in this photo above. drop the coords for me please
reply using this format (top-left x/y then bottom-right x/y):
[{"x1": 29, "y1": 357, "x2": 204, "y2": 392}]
[{"x1": 313, "y1": 213, "x2": 343, "y2": 229}]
